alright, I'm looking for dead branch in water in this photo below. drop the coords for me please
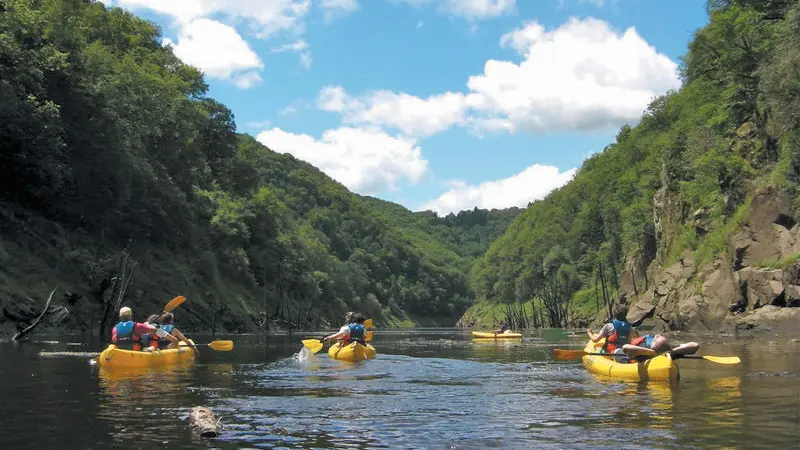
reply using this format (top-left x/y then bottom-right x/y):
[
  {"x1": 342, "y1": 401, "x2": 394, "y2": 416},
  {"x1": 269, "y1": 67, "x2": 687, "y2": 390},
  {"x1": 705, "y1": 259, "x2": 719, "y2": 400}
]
[{"x1": 13, "y1": 288, "x2": 58, "y2": 341}]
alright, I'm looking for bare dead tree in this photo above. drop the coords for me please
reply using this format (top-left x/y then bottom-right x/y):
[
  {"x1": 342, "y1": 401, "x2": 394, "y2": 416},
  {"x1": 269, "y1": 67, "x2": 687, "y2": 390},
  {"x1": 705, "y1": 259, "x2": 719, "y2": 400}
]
[{"x1": 12, "y1": 288, "x2": 64, "y2": 341}]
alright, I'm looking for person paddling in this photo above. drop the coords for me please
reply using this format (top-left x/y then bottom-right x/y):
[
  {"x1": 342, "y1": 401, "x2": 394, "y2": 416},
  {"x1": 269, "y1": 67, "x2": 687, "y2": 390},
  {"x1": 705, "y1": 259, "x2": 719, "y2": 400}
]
[
  {"x1": 323, "y1": 312, "x2": 367, "y2": 345},
  {"x1": 586, "y1": 304, "x2": 636, "y2": 361},
  {"x1": 156, "y1": 312, "x2": 199, "y2": 355},
  {"x1": 139, "y1": 314, "x2": 161, "y2": 351},
  {"x1": 491, "y1": 322, "x2": 509, "y2": 335},
  {"x1": 112, "y1": 307, "x2": 177, "y2": 351}
]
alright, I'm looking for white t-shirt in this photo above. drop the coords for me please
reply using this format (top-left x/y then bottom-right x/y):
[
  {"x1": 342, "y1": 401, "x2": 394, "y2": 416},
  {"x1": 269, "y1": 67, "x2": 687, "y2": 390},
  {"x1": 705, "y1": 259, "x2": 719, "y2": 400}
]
[
  {"x1": 598, "y1": 322, "x2": 615, "y2": 339},
  {"x1": 154, "y1": 327, "x2": 170, "y2": 338},
  {"x1": 338, "y1": 325, "x2": 350, "y2": 338}
]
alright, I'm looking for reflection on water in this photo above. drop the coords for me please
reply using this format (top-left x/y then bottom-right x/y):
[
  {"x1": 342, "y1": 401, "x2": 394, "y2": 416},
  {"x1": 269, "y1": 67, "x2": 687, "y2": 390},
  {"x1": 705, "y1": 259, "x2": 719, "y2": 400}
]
[{"x1": 0, "y1": 330, "x2": 799, "y2": 449}]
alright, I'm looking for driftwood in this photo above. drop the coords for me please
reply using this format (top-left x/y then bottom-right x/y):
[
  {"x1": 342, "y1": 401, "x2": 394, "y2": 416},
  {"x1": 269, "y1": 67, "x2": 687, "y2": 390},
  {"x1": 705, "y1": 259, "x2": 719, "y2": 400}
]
[
  {"x1": 189, "y1": 406, "x2": 219, "y2": 437},
  {"x1": 13, "y1": 288, "x2": 59, "y2": 341}
]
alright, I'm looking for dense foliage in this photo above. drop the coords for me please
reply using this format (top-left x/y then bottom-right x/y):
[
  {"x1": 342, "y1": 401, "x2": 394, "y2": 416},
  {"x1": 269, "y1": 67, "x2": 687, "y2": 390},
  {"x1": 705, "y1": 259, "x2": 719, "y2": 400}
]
[
  {"x1": 469, "y1": 0, "x2": 800, "y2": 327},
  {"x1": 0, "y1": 0, "x2": 518, "y2": 332}
]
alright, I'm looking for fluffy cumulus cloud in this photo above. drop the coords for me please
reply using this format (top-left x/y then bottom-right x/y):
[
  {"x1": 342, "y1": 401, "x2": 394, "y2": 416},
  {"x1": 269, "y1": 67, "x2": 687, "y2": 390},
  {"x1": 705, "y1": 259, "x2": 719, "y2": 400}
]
[
  {"x1": 472, "y1": 17, "x2": 680, "y2": 132},
  {"x1": 106, "y1": 0, "x2": 313, "y2": 87},
  {"x1": 319, "y1": 17, "x2": 679, "y2": 136},
  {"x1": 256, "y1": 127, "x2": 429, "y2": 194},
  {"x1": 317, "y1": 86, "x2": 477, "y2": 137},
  {"x1": 421, "y1": 164, "x2": 577, "y2": 215},
  {"x1": 111, "y1": 0, "x2": 312, "y2": 36},
  {"x1": 163, "y1": 19, "x2": 263, "y2": 81}
]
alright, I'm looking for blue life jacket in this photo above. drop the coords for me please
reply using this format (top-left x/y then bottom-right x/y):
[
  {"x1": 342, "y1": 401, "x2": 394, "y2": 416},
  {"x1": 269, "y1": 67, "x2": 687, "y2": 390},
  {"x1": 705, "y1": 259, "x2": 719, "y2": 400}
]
[
  {"x1": 608, "y1": 319, "x2": 632, "y2": 348},
  {"x1": 114, "y1": 321, "x2": 136, "y2": 343},
  {"x1": 347, "y1": 323, "x2": 365, "y2": 343},
  {"x1": 157, "y1": 324, "x2": 176, "y2": 348},
  {"x1": 113, "y1": 321, "x2": 142, "y2": 350}
]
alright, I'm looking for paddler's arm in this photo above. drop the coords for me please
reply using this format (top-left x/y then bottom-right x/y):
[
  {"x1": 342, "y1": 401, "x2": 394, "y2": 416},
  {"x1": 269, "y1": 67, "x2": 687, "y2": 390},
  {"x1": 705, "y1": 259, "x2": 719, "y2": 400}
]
[
  {"x1": 324, "y1": 326, "x2": 350, "y2": 342},
  {"x1": 587, "y1": 324, "x2": 610, "y2": 342},
  {"x1": 171, "y1": 328, "x2": 199, "y2": 354}
]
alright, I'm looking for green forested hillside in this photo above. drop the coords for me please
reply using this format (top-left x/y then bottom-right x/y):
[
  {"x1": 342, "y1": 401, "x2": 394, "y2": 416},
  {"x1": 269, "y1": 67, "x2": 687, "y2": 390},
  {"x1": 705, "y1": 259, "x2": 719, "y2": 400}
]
[
  {"x1": 469, "y1": 0, "x2": 800, "y2": 327},
  {"x1": 0, "y1": 0, "x2": 517, "y2": 334}
]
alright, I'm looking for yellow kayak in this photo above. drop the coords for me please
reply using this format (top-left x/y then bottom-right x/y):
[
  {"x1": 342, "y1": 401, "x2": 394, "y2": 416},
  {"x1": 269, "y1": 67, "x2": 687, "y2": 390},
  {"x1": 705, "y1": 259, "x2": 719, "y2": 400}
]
[
  {"x1": 582, "y1": 339, "x2": 679, "y2": 382},
  {"x1": 472, "y1": 330, "x2": 523, "y2": 339},
  {"x1": 96, "y1": 340, "x2": 197, "y2": 369},
  {"x1": 328, "y1": 341, "x2": 377, "y2": 361}
]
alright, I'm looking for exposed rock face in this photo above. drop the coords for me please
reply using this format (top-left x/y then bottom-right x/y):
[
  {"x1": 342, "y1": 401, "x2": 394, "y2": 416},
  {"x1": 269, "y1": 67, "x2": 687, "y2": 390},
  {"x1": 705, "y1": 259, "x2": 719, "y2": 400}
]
[{"x1": 621, "y1": 186, "x2": 800, "y2": 332}]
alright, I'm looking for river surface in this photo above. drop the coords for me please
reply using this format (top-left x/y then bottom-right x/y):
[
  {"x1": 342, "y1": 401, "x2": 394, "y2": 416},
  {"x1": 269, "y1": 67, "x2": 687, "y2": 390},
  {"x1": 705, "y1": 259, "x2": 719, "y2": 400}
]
[{"x1": 1, "y1": 329, "x2": 799, "y2": 449}]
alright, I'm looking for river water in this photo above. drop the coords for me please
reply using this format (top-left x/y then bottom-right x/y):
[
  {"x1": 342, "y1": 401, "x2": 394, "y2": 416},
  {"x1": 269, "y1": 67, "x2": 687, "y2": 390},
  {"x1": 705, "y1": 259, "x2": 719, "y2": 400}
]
[{"x1": 1, "y1": 329, "x2": 799, "y2": 449}]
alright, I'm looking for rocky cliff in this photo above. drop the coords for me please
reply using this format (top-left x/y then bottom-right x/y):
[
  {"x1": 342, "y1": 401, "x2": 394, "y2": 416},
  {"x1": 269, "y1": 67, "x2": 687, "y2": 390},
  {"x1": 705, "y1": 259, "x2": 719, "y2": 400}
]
[{"x1": 621, "y1": 185, "x2": 800, "y2": 334}]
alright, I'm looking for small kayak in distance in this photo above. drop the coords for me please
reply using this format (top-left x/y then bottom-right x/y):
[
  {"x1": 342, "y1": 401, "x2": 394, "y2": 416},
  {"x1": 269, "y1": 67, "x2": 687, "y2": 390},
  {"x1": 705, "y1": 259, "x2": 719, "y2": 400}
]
[
  {"x1": 471, "y1": 330, "x2": 523, "y2": 339},
  {"x1": 96, "y1": 340, "x2": 197, "y2": 369},
  {"x1": 581, "y1": 339, "x2": 679, "y2": 382},
  {"x1": 328, "y1": 341, "x2": 377, "y2": 361}
]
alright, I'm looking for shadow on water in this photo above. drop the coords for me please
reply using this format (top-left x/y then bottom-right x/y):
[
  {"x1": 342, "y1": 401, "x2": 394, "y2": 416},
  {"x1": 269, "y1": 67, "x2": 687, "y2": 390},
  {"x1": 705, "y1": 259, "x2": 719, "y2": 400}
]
[{"x1": 0, "y1": 330, "x2": 799, "y2": 449}]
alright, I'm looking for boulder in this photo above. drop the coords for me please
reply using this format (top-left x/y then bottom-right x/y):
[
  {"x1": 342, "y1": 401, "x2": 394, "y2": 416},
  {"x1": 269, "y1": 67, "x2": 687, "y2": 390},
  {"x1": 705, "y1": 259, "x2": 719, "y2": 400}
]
[{"x1": 735, "y1": 305, "x2": 800, "y2": 332}]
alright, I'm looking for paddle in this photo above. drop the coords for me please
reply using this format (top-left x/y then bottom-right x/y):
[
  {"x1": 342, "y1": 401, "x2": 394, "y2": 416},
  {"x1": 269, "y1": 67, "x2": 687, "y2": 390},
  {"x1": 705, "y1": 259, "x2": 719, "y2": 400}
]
[
  {"x1": 364, "y1": 318, "x2": 374, "y2": 342},
  {"x1": 552, "y1": 348, "x2": 741, "y2": 365},
  {"x1": 302, "y1": 338, "x2": 325, "y2": 354},
  {"x1": 194, "y1": 340, "x2": 234, "y2": 351},
  {"x1": 163, "y1": 295, "x2": 186, "y2": 314}
]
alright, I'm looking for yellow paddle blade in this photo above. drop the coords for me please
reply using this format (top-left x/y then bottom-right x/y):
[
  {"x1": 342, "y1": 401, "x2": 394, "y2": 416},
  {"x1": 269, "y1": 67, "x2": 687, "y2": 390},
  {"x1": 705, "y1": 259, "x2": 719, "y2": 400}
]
[
  {"x1": 364, "y1": 319, "x2": 374, "y2": 329},
  {"x1": 552, "y1": 349, "x2": 588, "y2": 361},
  {"x1": 163, "y1": 295, "x2": 186, "y2": 313},
  {"x1": 699, "y1": 355, "x2": 741, "y2": 365},
  {"x1": 365, "y1": 330, "x2": 374, "y2": 342},
  {"x1": 302, "y1": 339, "x2": 324, "y2": 354},
  {"x1": 207, "y1": 340, "x2": 234, "y2": 351}
]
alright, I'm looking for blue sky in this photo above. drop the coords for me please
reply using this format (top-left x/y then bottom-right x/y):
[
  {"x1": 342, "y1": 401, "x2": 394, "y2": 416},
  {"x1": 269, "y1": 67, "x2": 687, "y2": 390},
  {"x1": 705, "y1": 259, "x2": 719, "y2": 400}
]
[{"x1": 101, "y1": 0, "x2": 709, "y2": 215}]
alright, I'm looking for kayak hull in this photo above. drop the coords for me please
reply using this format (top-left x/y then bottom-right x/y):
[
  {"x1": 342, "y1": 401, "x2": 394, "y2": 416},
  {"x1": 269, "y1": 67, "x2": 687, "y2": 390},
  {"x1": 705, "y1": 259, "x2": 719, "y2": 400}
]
[
  {"x1": 472, "y1": 331, "x2": 523, "y2": 339},
  {"x1": 581, "y1": 339, "x2": 679, "y2": 382},
  {"x1": 96, "y1": 340, "x2": 196, "y2": 369},
  {"x1": 328, "y1": 341, "x2": 377, "y2": 361}
]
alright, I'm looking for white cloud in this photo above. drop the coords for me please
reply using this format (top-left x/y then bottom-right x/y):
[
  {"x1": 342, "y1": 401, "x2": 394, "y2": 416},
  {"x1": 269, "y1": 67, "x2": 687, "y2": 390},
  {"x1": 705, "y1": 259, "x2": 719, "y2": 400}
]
[
  {"x1": 472, "y1": 17, "x2": 680, "y2": 132},
  {"x1": 320, "y1": 0, "x2": 359, "y2": 21},
  {"x1": 233, "y1": 71, "x2": 263, "y2": 89},
  {"x1": 317, "y1": 86, "x2": 477, "y2": 137},
  {"x1": 163, "y1": 19, "x2": 263, "y2": 83},
  {"x1": 270, "y1": 40, "x2": 312, "y2": 69},
  {"x1": 300, "y1": 51, "x2": 312, "y2": 69},
  {"x1": 421, "y1": 164, "x2": 577, "y2": 215},
  {"x1": 393, "y1": 0, "x2": 515, "y2": 20},
  {"x1": 319, "y1": 17, "x2": 679, "y2": 136},
  {"x1": 113, "y1": 0, "x2": 312, "y2": 37},
  {"x1": 256, "y1": 127, "x2": 428, "y2": 194},
  {"x1": 443, "y1": 0, "x2": 516, "y2": 20},
  {"x1": 271, "y1": 40, "x2": 309, "y2": 53}
]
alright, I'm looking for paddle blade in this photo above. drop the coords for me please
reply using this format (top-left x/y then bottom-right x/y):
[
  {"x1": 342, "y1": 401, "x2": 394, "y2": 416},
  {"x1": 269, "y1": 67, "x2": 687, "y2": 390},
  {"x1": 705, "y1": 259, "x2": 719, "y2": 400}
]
[
  {"x1": 364, "y1": 319, "x2": 373, "y2": 329},
  {"x1": 700, "y1": 355, "x2": 741, "y2": 365},
  {"x1": 164, "y1": 295, "x2": 186, "y2": 313},
  {"x1": 302, "y1": 339, "x2": 324, "y2": 354},
  {"x1": 206, "y1": 340, "x2": 233, "y2": 351},
  {"x1": 365, "y1": 330, "x2": 374, "y2": 342},
  {"x1": 552, "y1": 349, "x2": 587, "y2": 361}
]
